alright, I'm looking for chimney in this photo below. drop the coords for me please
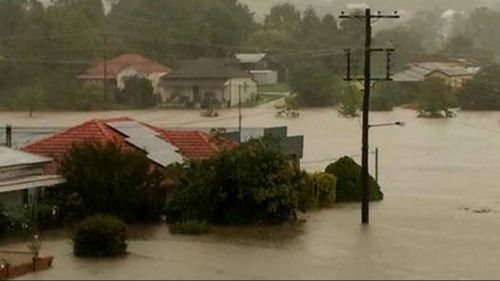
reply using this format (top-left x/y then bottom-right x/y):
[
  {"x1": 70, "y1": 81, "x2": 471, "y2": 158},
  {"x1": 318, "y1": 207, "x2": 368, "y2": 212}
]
[{"x1": 5, "y1": 125, "x2": 12, "y2": 148}]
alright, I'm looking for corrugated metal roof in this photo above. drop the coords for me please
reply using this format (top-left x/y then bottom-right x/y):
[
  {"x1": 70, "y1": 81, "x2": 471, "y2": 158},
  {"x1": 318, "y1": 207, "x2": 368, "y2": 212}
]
[
  {"x1": 0, "y1": 146, "x2": 51, "y2": 169},
  {"x1": 393, "y1": 63, "x2": 477, "y2": 82},
  {"x1": 236, "y1": 53, "x2": 267, "y2": 64}
]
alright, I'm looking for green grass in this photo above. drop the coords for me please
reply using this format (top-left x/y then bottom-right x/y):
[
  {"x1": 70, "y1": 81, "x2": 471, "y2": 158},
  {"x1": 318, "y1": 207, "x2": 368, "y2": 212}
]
[
  {"x1": 169, "y1": 221, "x2": 211, "y2": 235},
  {"x1": 243, "y1": 94, "x2": 282, "y2": 108},
  {"x1": 258, "y1": 83, "x2": 290, "y2": 93}
]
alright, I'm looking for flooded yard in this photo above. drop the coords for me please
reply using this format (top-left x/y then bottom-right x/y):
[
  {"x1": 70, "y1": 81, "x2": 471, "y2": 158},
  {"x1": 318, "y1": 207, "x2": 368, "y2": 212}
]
[{"x1": 2, "y1": 104, "x2": 500, "y2": 280}]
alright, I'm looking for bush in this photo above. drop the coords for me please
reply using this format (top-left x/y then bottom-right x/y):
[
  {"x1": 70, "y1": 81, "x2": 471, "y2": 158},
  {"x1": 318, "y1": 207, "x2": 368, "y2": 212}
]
[
  {"x1": 298, "y1": 172, "x2": 337, "y2": 211},
  {"x1": 58, "y1": 141, "x2": 166, "y2": 223},
  {"x1": 73, "y1": 215, "x2": 128, "y2": 257},
  {"x1": 325, "y1": 157, "x2": 383, "y2": 202},
  {"x1": 120, "y1": 77, "x2": 155, "y2": 108},
  {"x1": 165, "y1": 138, "x2": 302, "y2": 225},
  {"x1": 169, "y1": 220, "x2": 211, "y2": 235},
  {"x1": 337, "y1": 84, "x2": 362, "y2": 118}
]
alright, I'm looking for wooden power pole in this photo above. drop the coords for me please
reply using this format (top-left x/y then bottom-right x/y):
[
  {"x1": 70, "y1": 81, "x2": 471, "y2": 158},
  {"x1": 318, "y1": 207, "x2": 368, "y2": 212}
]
[{"x1": 340, "y1": 8, "x2": 399, "y2": 225}]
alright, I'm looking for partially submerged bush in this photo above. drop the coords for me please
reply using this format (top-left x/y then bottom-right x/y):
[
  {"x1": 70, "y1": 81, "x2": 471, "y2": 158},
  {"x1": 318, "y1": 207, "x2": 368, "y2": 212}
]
[
  {"x1": 165, "y1": 138, "x2": 302, "y2": 225},
  {"x1": 73, "y1": 215, "x2": 127, "y2": 257},
  {"x1": 325, "y1": 157, "x2": 383, "y2": 202},
  {"x1": 169, "y1": 221, "x2": 211, "y2": 235},
  {"x1": 298, "y1": 172, "x2": 337, "y2": 211}
]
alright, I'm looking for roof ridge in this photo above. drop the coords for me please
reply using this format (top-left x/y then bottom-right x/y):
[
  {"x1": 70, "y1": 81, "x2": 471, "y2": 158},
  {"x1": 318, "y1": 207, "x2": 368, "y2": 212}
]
[
  {"x1": 22, "y1": 119, "x2": 98, "y2": 150},
  {"x1": 196, "y1": 131, "x2": 220, "y2": 153}
]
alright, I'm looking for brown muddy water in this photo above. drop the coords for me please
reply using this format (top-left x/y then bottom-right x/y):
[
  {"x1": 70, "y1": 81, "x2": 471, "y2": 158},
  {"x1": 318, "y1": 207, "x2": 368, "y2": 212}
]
[{"x1": 2, "y1": 104, "x2": 500, "y2": 280}]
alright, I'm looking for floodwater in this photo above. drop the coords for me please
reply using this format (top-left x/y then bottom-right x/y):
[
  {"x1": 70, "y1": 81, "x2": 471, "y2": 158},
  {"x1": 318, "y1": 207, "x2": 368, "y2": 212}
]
[{"x1": 2, "y1": 103, "x2": 500, "y2": 280}]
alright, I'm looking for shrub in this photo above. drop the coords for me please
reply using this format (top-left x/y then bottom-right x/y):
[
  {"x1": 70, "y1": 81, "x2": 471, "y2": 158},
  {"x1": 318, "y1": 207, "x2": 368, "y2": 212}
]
[
  {"x1": 169, "y1": 220, "x2": 211, "y2": 235},
  {"x1": 298, "y1": 172, "x2": 337, "y2": 211},
  {"x1": 325, "y1": 157, "x2": 383, "y2": 202},
  {"x1": 58, "y1": 141, "x2": 166, "y2": 223},
  {"x1": 165, "y1": 138, "x2": 302, "y2": 225},
  {"x1": 120, "y1": 77, "x2": 155, "y2": 108},
  {"x1": 73, "y1": 215, "x2": 127, "y2": 257}
]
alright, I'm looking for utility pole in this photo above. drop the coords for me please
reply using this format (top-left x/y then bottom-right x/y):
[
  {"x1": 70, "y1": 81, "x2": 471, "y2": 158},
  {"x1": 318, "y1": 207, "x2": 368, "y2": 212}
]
[
  {"x1": 340, "y1": 8, "x2": 399, "y2": 225},
  {"x1": 103, "y1": 34, "x2": 108, "y2": 103}
]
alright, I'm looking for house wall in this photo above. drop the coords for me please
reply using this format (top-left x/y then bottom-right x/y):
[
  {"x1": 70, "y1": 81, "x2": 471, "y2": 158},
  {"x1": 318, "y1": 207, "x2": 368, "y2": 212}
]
[
  {"x1": 159, "y1": 79, "x2": 226, "y2": 106},
  {"x1": 225, "y1": 78, "x2": 258, "y2": 107},
  {"x1": 427, "y1": 72, "x2": 474, "y2": 89},
  {"x1": 159, "y1": 77, "x2": 257, "y2": 108},
  {"x1": 116, "y1": 66, "x2": 145, "y2": 90},
  {"x1": 250, "y1": 71, "x2": 278, "y2": 85}
]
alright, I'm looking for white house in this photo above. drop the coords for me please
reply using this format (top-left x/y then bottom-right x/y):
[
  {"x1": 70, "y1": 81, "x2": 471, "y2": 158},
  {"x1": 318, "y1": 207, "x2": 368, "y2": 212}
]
[
  {"x1": 78, "y1": 54, "x2": 172, "y2": 96},
  {"x1": 159, "y1": 58, "x2": 257, "y2": 108},
  {"x1": 0, "y1": 147, "x2": 64, "y2": 209}
]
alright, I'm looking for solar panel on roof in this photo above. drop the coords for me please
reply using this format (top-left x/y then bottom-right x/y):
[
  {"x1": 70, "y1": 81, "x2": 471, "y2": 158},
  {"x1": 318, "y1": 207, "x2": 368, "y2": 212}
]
[
  {"x1": 147, "y1": 152, "x2": 183, "y2": 167},
  {"x1": 107, "y1": 120, "x2": 183, "y2": 167},
  {"x1": 107, "y1": 121, "x2": 159, "y2": 138},
  {"x1": 126, "y1": 136, "x2": 179, "y2": 154}
]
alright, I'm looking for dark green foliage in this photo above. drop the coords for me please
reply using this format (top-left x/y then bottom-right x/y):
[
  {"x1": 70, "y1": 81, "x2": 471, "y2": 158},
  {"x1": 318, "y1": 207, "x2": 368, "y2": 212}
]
[
  {"x1": 165, "y1": 138, "x2": 302, "y2": 225},
  {"x1": 325, "y1": 157, "x2": 383, "y2": 202},
  {"x1": 458, "y1": 64, "x2": 500, "y2": 110},
  {"x1": 73, "y1": 215, "x2": 127, "y2": 257},
  {"x1": 289, "y1": 63, "x2": 336, "y2": 107},
  {"x1": 298, "y1": 172, "x2": 337, "y2": 211},
  {"x1": 120, "y1": 77, "x2": 155, "y2": 108},
  {"x1": 58, "y1": 141, "x2": 166, "y2": 223},
  {"x1": 417, "y1": 78, "x2": 456, "y2": 118},
  {"x1": 0, "y1": 204, "x2": 35, "y2": 239},
  {"x1": 169, "y1": 220, "x2": 211, "y2": 235},
  {"x1": 337, "y1": 83, "x2": 362, "y2": 118}
]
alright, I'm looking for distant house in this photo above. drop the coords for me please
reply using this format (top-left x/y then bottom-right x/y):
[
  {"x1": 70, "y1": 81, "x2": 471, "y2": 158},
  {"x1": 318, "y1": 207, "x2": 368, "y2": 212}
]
[
  {"x1": 424, "y1": 68, "x2": 475, "y2": 88},
  {"x1": 393, "y1": 62, "x2": 479, "y2": 89},
  {"x1": 22, "y1": 117, "x2": 237, "y2": 171},
  {"x1": 78, "y1": 54, "x2": 172, "y2": 96},
  {"x1": 0, "y1": 147, "x2": 64, "y2": 209},
  {"x1": 158, "y1": 58, "x2": 257, "y2": 108},
  {"x1": 236, "y1": 53, "x2": 269, "y2": 70},
  {"x1": 236, "y1": 53, "x2": 278, "y2": 85}
]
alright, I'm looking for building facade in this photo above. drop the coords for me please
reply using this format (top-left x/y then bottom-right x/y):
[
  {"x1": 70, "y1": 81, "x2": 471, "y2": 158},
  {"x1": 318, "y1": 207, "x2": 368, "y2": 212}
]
[{"x1": 159, "y1": 58, "x2": 257, "y2": 108}]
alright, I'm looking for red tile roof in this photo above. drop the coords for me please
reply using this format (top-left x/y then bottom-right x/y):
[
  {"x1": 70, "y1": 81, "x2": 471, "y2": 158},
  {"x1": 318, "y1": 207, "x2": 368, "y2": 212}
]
[
  {"x1": 78, "y1": 54, "x2": 172, "y2": 79},
  {"x1": 22, "y1": 117, "x2": 237, "y2": 169}
]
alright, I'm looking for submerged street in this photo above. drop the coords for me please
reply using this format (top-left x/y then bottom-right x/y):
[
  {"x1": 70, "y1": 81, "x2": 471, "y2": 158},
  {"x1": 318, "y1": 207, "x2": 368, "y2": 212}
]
[{"x1": 2, "y1": 103, "x2": 500, "y2": 280}]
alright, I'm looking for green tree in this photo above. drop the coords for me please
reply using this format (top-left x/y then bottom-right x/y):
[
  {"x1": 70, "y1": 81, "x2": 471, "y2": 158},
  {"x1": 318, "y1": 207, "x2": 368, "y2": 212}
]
[
  {"x1": 297, "y1": 6, "x2": 321, "y2": 48},
  {"x1": 58, "y1": 141, "x2": 165, "y2": 223},
  {"x1": 417, "y1": 78, "x2": 456, "y2": 118},
  {"x1": 406, "y1": 9, "x2": 445, "y2": 52},
  {"x1": 8, "y1": 81, "x2": 45, "y2": 117},
  {"x1": 339, "y1": 10, "x2": 365, "y2": 47},
  {"x1": 288, "y1": 62, "x2": 336, "y2": 106},
  {"x1": 337, "y1": 83, "x2": 362, "y2": 118},
  {"x1": 120, "y1": 76, "x2": 155, "y2": 108},
  {"x1": 263, "y1": 3, "x2": 301, "y2": 36},
  {"x1": 165, "y1": 138, "x2": 302, "y2": 225},
  {"x1": 463, "y1": 7, "x2": 500, "y2": 59},
  {"x1": 458, "y1": 64, "x2": 500, "y2": 110}
]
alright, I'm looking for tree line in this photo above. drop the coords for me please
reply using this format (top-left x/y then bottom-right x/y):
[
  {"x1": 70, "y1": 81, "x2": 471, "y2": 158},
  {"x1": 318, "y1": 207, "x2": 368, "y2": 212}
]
[{"x1": 0, "y1": 0, "x2": 499, "y2": 111}]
